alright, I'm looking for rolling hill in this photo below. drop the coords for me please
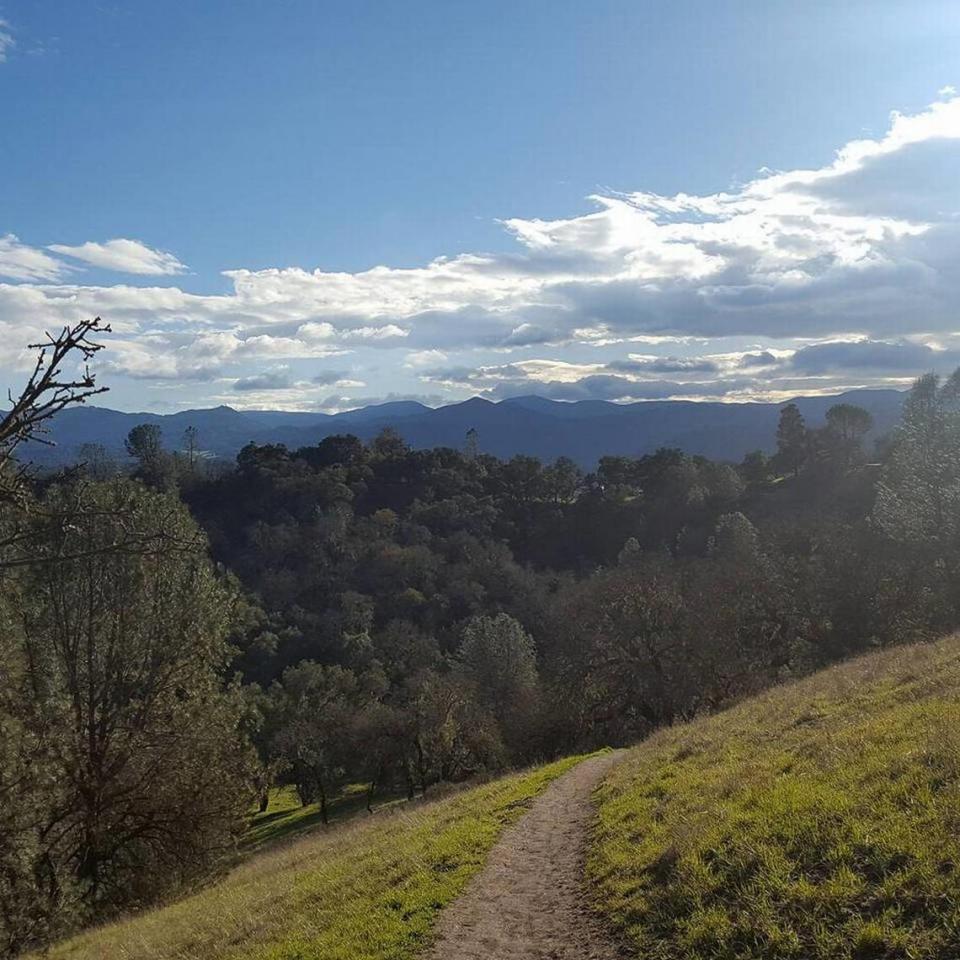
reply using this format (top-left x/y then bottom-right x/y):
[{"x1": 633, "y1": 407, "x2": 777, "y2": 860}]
[
  {"x1": 591, "y1": 635, "x2": 960, "y2": 959},
  {"x1": 36, "y1": 754, "x2": 593, "y2": 960},
  {"x1": 24, "y1": 389, "x2": 905, "y2": 470},
  {"x1": 36, "y1": 636, "x2": 960, "y2": 959}
]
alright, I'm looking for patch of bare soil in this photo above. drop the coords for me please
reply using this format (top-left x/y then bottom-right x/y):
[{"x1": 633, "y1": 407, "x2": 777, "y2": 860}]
[{"x1": 427, "y1": 751, "x2": 630, "y2": 959}]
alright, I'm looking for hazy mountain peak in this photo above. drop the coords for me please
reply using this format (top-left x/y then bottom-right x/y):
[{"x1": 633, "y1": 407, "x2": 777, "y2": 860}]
[{"x1": 25, "y1": 389, "x2": 906, "y2": 470}]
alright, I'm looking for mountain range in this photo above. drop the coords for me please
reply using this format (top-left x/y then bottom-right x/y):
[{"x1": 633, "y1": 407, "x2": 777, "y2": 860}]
[{"x1": 24, "y1": 389, "x2": 907, "y2": 470}]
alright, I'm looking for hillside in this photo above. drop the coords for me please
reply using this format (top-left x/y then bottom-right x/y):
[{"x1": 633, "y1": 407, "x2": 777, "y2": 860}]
[
  {"x1": 591, "y1": 635, "x2": 960, "y2": 959},
  {"x1": 23, "y1": 389, "x2": 905, "y2": 469},
  {"x1": 37, "y1": 638, "x2": 960, "y2": 960},
  {"x1": 37, "y1": 754, "x2": 592, "y2": 960}
]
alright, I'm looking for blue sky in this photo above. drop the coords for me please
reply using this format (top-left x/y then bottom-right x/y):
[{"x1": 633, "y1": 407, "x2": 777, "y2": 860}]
[{"x1": 1, "y1": 1, "x2": 960, "y2": 412}]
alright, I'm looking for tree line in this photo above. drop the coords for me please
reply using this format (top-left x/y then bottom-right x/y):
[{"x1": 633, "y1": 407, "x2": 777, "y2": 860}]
[{"x1": 2, "y1": 319, "x2": 959, "y2": 954}]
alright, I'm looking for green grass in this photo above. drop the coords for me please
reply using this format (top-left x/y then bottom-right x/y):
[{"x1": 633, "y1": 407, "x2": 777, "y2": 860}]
[
  {"x1": 590, "y1": 636, "x2": 960, "y2": 959},
  {"x1": 41, "y1": 753, "x2": 595, "y2": 960},
  {"x1": 243, "y1": 783, "x2": 410, "y2": 851}
]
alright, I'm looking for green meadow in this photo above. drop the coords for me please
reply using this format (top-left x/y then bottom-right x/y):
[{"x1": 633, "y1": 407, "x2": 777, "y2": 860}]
[{"x1": 591, "y1": 636, "x2": 960, "y2": 959}]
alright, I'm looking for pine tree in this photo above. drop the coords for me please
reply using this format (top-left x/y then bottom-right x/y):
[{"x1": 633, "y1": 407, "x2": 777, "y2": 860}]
[{"x1": 775, "y1": 402, "x2": 807, "y2": 477}]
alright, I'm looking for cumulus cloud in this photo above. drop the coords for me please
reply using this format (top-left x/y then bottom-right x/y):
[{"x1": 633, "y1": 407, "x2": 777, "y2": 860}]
[
  {"x1": 419, "y1": 357, "x2": 755, "y2": 402},
  {"x1": 47, "y1": 239, "x2": 188, "y2": 275},
  {"x1": 490, "y1": 375, "x2": 756, "y2": 403},
  {"x1": 311, "y1": 369, "x2": 352, "y2": 385},
  {"x1": 405, "y1": 349, "x2": 448, "y2": 368},
  {"x1": 415, "y1": 337, "x2": 953, "y2": 403},
  {"x1": 788, "y1": 338, "x2": 960, "y2": 374},
  {"x1": 228, "y1": 366, "x2": 365, "y2": 398},
  {"x1": 484, "y1": 370, "x2": 756, "y2": 403},
  {"x1": 3, "y1": 94, "x2": 960, "y2": 405},
  {"x1": 0, "y1": 235, "x2": 65, "y2": 282},
  {"x1": 233, "y1": 369, "x2": 296, "y2": 391},
  {"x1": 737, "y1": 351, "x2": 780, "y2": 369},
  {"x1": 98, "y1": 330, "x2": 341, "y2": 382},
  {"x1": 607, "y1": 355, "x2": 721, "y2": 375}
]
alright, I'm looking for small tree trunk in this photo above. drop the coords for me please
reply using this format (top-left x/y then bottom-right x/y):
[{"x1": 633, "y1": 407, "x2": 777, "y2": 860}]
[
  {"x1": 318, "y1": 782, "x2": 328, "y2": 825},
  {"x1": 258, "y1": 790, "x2": 269, "y2": 813},
  {"x1": 415, "y1": 738, "x2": 429, "y2": 795}
]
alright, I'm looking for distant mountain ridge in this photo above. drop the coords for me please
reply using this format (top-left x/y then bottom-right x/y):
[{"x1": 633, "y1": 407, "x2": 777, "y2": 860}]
[{"x1": 23, "y1": 390, "x2": 907, "y2": 470}]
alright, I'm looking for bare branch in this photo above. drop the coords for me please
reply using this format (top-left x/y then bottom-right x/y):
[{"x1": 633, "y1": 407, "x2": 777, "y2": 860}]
[{"x1": 0, "y1": 318, "x2": 110, "y2": 505}]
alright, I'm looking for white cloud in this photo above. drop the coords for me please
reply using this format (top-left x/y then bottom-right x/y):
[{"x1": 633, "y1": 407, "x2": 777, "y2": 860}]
[
  {"x1": 48, "y1": 239, "x2": 187, "y2": 275},
  {"x1": 416, "y1": 333, "x2": 960, "y2": 404},
  {"x1": 232, "y1": 368, "x2": 297, "y2": 391},
  {"x1": 405, "y1": 349, "x2": 448, "y2": 368},
  {"x1": 345, "y1": 324, "x2": 408, "y2": 340},
  {"x1": 4, "y1": 94, "x2": 960, "y2": 404},
  {"x1": 231, "y1": 366, "x2": 366, "y2": 392},
  {"x1": 97, "y1": 326, "x2": 349, "y2": 382},
  {"x1": 419, "y1": 357, "x2": 757, "y2": 402},
  {"x1": 0, "y1": 235, "x2": 65, "y2": 282},
  {"x1": 0, "y1": 19, "x2": 13, "y2": 62}
]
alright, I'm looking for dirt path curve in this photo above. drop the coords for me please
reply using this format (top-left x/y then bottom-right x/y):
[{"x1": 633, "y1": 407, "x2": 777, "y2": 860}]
[{"x1": 427, "y1": 751, "x2": 629, "y2": 960}]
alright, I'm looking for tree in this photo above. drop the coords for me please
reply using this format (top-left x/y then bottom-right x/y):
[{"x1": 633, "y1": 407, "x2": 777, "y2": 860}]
[
  {"x1": 552, "y1": 563, "x2": 686, "y2": 744},
  {"x1": 125, "y1": 422, "x2": 162, "y2": 464},
  {"x1": 458, "y1": 613, "x2": 540, "y2": 757},
  {"x1": 1, "y1": 479, "x2": 255, "y2": 946},
  {"x1": 125, "y1": 424, "x2": 176, "y2": 489},
  {"x1": 182, "y1": 424, "x2": 200, "y2": 471},
  {"x1": 349, "y1": 699, "x2": 409, "y2": 811},
  {"x1": 706, "y1": 462, "x2": 746, "y2": 505},
  {"x1": 595, "y1": 456, "x2": 642, "y2": 500},
  {"x1": 0, "y1": 609, "x2": 78, "y2": 955},
  {"x1": 775, "y1": 403, "x2": 807, "y2": 477},
  {"x1": 873, "y1": 371, "x2": 960, "y2": 616},
  {"x1": 76, "y1": 442, "x2": 116, "y2": 480},
  {"x1": 543, "y1": 456, "x2": 582, "y2": 503},
  {"x1": 821, "y1": 403, "x2": 873, "y2": 468},
  {"x1": 265, "y1": 662, "x2": 364, "y2": 822},
  {"x1": 618, "y1": 536, "x2": 642, "y2": 566},
  {"x1": 739, "y1": 449, "x2": 770, "y2": 485},
  {"x1": 679, "y1": 546, "x2": 797, "y2": 710},
  {"x1": 464, "y1": 427, "x2": 480, "y2": 460},
  {"x1": 400, "y1": 669, "x2": 503, "y2": 790},
  {"x1": 710, "y1": 511, "x2": 761, "y2": 562},
  {"x1": 370, "y1": 427, "x2": 408, "y2": 458},
  {"x1": 0, "y1": 318, "x2": 109, "y2": 507},
  {"x1": 295, "y1": 434, "x2": 364, "y2": 468},
  {"x1": 825, "y1": 403, "x2": 873, "y2": 445}
]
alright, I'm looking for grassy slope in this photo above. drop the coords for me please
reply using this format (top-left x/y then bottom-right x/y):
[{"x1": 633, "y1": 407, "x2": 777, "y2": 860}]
[
  {"x1": 42, "y1": 754, "x2": 593, "y2": 960},
  {"x1": 243, "y1": 783, "x2": 411, "y2": 851},
  {"x1": 591, "y1": 636, "x2": 960, "y2": 959}
]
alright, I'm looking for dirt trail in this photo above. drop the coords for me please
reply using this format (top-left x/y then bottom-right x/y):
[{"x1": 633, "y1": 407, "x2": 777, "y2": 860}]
[{"x1": 427, "y1": 751, "x2": 629, "y2": 959}]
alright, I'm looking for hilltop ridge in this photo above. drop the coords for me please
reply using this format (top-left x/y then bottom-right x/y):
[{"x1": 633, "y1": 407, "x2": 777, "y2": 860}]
[{"x1": 25, "y1": 388, "x2": 905, "y2": 469}]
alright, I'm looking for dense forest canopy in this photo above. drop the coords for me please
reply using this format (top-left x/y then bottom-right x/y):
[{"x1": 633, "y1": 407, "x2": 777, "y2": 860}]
[{"x1": 3, "y1": 320, "x2": 960, "y2": 955}]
